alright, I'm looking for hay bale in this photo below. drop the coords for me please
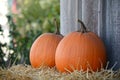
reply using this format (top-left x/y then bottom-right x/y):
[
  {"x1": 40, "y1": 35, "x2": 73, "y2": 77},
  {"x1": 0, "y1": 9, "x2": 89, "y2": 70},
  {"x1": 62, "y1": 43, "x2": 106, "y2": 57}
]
[{"x1": 0, "y1": 64, "x2": 120, "y2": 80}]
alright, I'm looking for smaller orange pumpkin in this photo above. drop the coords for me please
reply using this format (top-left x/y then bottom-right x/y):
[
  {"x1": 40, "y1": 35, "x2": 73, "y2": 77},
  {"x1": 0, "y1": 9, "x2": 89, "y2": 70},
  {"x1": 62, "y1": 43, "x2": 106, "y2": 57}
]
[
  {"x1": 30, "y1": 19, "x2": 63, "y2": 68},
  {"x1": 55, "y1": 20, "x2": 107, "y2": 72}
]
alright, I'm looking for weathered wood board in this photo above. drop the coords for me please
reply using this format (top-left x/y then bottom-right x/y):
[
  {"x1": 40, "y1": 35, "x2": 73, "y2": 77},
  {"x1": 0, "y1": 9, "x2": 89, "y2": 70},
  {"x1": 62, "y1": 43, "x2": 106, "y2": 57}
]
[
  {"x1": 102, "y1": 0, "x2": 120, "y2": 70},
  {"x1": 60, "y1": 0, "x2": 79, "y2": 35}
]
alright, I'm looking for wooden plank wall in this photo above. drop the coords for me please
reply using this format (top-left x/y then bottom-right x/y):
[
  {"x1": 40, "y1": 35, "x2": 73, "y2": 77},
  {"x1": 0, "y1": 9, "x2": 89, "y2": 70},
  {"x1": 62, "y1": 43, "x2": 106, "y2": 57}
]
[
  {"x1": 102, "y1": 0, "x2": 120, "y2": 70},
  {"x1": 60, "y1": 0, "x2": 120, "y2": 70}
]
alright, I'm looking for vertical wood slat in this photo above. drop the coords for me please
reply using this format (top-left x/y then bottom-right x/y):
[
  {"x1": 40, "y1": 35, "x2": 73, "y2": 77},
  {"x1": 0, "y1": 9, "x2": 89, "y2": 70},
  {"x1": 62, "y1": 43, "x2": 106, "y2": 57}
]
[
  {"x1": 78, "y1": 0, "x2": 82, "y2": 28},
  {"x1": 98, "y1": 0, "x2": 103, "y2": 37},
  {"x1": 60, "y1": 0, "x2": 79, "y2": 36},
  {"x1": 82, "y1": 0, "x2": 99, "y2": 34}
]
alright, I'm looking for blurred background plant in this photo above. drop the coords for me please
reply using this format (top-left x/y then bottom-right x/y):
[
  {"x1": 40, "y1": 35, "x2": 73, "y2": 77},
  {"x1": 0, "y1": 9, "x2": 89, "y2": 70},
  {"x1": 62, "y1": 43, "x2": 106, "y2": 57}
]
[{"x1": 0, "y1": 0, "x2": 60, "y2": 68}]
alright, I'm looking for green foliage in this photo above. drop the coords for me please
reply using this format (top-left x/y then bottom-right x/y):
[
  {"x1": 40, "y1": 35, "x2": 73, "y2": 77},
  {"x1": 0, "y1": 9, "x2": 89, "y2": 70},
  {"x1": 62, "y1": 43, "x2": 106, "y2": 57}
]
[
  {"x1": 0, "y1": 0, "x2": 60, "y2": 67},
  {"x1": 15, "y1": 0, "x2": 60, "y2": 33},
  {"x1": 0, "y1": 25, "x2": 6, "y2": 68},
  {"x1": 12, "y1": 0, "x2": 60, "y2": 64}
]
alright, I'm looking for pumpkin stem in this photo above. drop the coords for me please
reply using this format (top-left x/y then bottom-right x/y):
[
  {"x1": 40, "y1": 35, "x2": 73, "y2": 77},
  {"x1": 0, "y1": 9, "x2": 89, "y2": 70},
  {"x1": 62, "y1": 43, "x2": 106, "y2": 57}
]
[
  {"x1": 78, "y1": 19, "x2": 87, "y2": 33},
  {"x1": 54, "y1": 18, "x2": 60, "y2": 35}
]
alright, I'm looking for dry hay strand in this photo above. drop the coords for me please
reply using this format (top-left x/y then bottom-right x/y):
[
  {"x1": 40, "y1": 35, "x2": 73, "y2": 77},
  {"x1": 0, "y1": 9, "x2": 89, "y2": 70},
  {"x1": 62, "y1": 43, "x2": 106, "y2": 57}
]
[{"x1": 0, "y1": 64, "x2": 120, "y2": 80}]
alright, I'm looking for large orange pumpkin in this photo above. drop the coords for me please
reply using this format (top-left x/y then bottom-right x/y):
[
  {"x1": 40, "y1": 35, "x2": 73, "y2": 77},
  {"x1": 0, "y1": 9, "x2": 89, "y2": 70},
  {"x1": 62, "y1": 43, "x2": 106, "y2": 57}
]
[
  {"x1": 55, "y1": 20, "x2": 107, "y2": 72},
  {"x1": 30, "y1": 19, "x2": 63, "y2": 68}
]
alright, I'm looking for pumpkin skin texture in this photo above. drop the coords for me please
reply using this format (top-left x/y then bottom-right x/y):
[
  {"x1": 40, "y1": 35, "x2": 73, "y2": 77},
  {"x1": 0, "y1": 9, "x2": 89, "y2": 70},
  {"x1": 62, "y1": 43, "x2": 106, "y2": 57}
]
[
  {"x1": 55, "y1": 20, "x2": 107, "y2": 72},
  {"x1": 30, "y1": 33, "x2": 63, "y2": 68}
]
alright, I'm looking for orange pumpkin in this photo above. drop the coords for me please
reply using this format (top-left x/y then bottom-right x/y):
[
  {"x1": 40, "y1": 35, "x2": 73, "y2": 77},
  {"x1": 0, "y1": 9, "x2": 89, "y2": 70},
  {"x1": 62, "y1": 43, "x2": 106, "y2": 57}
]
[
  {"x1": 30, "y1": 19, "x2": 63, "y2": 68},
  {"x1": 55, "y1": 20, "x2": 107, "y2": 72}
]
